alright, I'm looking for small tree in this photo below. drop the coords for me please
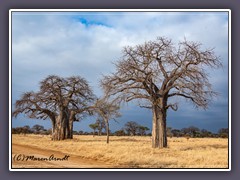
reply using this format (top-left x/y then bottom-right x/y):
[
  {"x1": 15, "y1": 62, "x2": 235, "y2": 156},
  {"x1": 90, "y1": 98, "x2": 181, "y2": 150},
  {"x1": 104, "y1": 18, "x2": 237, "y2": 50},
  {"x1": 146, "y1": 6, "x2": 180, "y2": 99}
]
[
  {"x1": 188, "y1": 126, "x2": 200, "y2": 137},
  {"x1": 101, "y1": 37, "x2": 221, "y2": 148},
  {"x1": 45, "y1": 128, "x2": 52, "y2": 135},
  {"x1": 167, "y1": 127, "x2": 173, "y2": 137},
  {"x1": 200, "y1": 129, "x2": 212, "y2": 137},
  {"x1": 181, "y1": 128, "x2": 189, "y2": 136},
  {"x1": 89, "y1": 123, "x2": 98, "y2": 136},
  {"x1": 32, "y1": 124, "x2": 45, "y2": 134},
  {"x1": 218, "y1": 128, "x2": 228, "y2": 138},
  {"x1": 124, "y1": 121, "x2": 139, "y2": 136},
  {"x1": 12, "y1": 125, "x2": 32, "y2": 135},
  {"x1": 94, "y1": 98, "x2": 121, "y2": 143},
  {"x1": 115, "y1": 129, "x2": 126, "y2": 136},
  {"x1": 95, "y1": 117, "x2": 106, "y2": 136},
  {"x1": 138, "y1": 126, "x2": 150, "y2": 136},
  {"x1": 171, "y1": 129, "x2": 181, "y2": 137}
]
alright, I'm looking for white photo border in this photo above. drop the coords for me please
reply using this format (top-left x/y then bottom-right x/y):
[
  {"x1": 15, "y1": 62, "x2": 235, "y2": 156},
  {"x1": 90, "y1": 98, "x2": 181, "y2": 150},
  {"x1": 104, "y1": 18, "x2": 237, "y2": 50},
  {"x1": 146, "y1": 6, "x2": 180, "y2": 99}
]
[{"x1": 9, "y1": 9, "x2": 231, "y2": 171}]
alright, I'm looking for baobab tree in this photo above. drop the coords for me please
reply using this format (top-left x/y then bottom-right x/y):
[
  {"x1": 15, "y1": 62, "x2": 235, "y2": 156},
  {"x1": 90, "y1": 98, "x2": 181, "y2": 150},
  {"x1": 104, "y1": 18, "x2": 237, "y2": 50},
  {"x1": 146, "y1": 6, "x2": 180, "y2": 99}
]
[
  {"x1": 94, "y1": 98, "x2": 121, "y2": 143},
  {"x1": 101, "y1": 37, "x2": 222, "y2": 148},
  {"x1": 13, "y1": 75, "x2": 95, "y2": 140}
]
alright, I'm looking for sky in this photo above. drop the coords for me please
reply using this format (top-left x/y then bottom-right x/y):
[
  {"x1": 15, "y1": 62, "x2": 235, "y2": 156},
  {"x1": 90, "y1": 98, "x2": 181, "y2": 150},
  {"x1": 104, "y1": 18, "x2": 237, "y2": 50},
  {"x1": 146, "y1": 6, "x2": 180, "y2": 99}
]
[{"x1": 11, "y1": 10, "x2": 229, "y2": 133}]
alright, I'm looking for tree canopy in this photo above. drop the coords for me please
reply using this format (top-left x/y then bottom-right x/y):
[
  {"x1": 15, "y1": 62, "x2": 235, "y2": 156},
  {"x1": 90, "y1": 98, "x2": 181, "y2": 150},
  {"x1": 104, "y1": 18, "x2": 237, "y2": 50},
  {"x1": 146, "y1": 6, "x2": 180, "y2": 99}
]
[
  {"x1": 13, "y1": 75, "x2": 95, "y2": 140},
  {"x1": 101, "y1": 37, "x2": 222, "y2": 148}
]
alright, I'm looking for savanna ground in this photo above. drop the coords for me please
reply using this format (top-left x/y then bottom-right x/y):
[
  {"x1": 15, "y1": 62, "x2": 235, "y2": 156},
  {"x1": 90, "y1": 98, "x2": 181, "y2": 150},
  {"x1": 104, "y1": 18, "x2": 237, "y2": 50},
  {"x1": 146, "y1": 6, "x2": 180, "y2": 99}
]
[{"x1": 11, "y1": 134, "x2": 228, "y2": 169}]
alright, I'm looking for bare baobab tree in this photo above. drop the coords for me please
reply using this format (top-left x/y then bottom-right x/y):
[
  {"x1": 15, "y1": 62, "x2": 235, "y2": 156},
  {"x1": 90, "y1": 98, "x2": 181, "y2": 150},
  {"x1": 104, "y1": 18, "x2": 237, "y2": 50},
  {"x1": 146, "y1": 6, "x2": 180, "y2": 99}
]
[
  {"x1": 12, "y1": 75, "x2": 95, "y2": 140},
  {"x1": 101, "y1": 37, "x2": 222, "y2": 148}
]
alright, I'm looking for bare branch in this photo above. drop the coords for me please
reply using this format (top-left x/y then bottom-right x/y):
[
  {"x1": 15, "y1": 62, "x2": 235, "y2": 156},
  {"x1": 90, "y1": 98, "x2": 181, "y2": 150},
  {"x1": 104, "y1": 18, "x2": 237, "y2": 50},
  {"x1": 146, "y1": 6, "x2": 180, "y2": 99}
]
[{"x1": 101, "y1": 36, "x2": 221, "y2": 111}]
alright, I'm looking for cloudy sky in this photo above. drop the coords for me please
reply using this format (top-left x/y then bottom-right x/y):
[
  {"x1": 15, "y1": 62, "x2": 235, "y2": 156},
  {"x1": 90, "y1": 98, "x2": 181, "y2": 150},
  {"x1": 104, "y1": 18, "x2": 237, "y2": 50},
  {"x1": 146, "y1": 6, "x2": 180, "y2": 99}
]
[{"x1": 11, "y1": 10, "x2": 229, "y2": 133}]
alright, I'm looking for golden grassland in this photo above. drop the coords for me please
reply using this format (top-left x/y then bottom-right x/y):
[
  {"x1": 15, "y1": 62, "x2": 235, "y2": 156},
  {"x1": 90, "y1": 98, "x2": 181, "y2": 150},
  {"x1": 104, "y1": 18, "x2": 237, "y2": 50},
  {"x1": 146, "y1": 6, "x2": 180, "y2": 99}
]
[{"x1": 12, "y1": 134, "x2": 229, "y2": 168}]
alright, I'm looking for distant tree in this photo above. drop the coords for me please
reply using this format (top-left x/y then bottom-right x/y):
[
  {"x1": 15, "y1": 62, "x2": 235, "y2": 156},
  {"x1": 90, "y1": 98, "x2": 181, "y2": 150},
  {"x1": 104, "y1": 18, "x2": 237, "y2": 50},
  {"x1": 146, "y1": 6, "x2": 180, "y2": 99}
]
[
  {"x1": 124, "y1": 121, "x2": 139, "y2": 136},
  {"x1": 171, "y1": 129, "x2": 181, "y2": 137},
  {"x1": 114, "y1": 129, "x2": 126, "y2": 136},
  {"x1": 32, "y1": 124, "x2": 45, "y2": 134},
  {"x1": 212, "y1": 133, "x2": 220, "y2": 138},
  {"x1": 181, "y1": 126, "x2": 200, "y2": 137},
  {"x1": 218, "y1": 128, "x2": 228, "y2": 138},
  {"x1": 101, "y1": 37, "x2": 221, "y2": 148},
  {"x1": 167, "y1": 127, "x2": 173, "y2": 137},
  {"x1": 188, "y1": 126, "x2": 200, "y2": 137},
  {"x1": 79, "y1": 130, "x2": 84, "y2": 135},
  {"x1": 22, "y1": 125, "x2": 32, "y2": 134},
  {"x1": 45, "y1": 128, "x2": 52, "y2": 135},
  {"x1": 12, "y1": 125, "x2": 32, "y2": 134},
  {"x1": 12, "y1": 128, "x2": 17, "y2": 134},
  {"x1": 138, "y1": 126, "x2": 150, "y2": 136},
  {"x1": 73, "y1": 131, "x2": 79, "y2": 135},
  {"x1": 89, "y1": 123, "x2": 98, "y2": 137},
  {"x1": 94, "y1": 98, "x2": 121, "y2": 143},
  {"x1": 180, "y1": 128, "x2": 189, "y2": 136},
  {"x1": 95, "y1": 117, "x2": 106, "y2": 136},
  {"x1": 12, "y1": 127, "x2": 19, "y2": 134},
  {"x1": 12, "y1": 75, "x2": 95, "y2": 141},
  {"x1": 147, "y1": 132, "x2": 152, "y2": 136},
  {"x1": 200, "y1": 129, "x2": 212, "y2": 138},
  {"x1": 218, "y1": 128, "x2": 228, "y2": 134},
  {"x1": 83, "y1": 131, "x2": 90, "y2": 135}
]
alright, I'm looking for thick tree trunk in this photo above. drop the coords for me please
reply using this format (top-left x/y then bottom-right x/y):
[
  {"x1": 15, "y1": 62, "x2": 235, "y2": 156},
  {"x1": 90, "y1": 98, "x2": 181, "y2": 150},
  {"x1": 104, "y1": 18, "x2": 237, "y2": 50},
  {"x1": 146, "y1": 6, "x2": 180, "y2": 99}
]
[
  {"x1": 51, "y1": 112, "x2": 69, "y2": 141},
  {"x1": 51, "y1": 120, "x2": 55, "y2": 140},
  {"x1": 68, "y1": 120, "x2": 73, "y2": 139},
  {"x1": 159, "y1": 110, "x2": 167, "y2": 148},
  {"x1": 152, "y1": 105, "x2": 159, "y2": 148},
  {"x1": 67, "y1": 111, "x2": 75, "y2": 139},
  {"x1": 152, "y1": 103, "x2": 167, "y2": 148}
]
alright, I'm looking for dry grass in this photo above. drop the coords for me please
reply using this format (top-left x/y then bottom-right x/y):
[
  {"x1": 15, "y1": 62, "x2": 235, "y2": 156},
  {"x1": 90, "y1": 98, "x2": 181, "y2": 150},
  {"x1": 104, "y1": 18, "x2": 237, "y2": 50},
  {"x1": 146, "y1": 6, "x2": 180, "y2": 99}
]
[{"x1": 12, "y1": 134, "x2": 229, "y2": 168}]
